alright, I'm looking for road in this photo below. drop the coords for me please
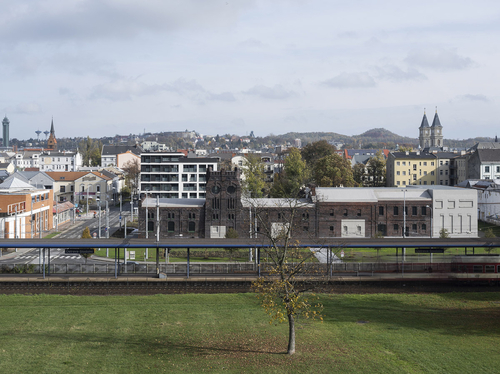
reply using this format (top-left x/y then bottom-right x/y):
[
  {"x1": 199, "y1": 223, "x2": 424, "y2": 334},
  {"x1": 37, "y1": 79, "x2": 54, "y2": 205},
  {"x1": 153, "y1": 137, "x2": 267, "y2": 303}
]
[{"x1": 0, "y1": 202, "x2": 137, "y2": 265}]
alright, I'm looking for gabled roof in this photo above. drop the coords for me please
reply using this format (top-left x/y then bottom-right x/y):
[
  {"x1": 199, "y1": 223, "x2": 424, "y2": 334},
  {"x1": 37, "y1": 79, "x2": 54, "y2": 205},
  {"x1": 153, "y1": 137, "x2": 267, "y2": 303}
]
[
  {"x1": 101, "y1": 144, "x2": 142, "y2": 156},
  {"x1": 46, "y1": 171, "x2": 89, "y2": 181},
  {"x1": 0, "y1": 176, "x2": 36, "y2": 191},
  {"x1": 477, "y1": 149, "x2": 500, "y2": 162}
]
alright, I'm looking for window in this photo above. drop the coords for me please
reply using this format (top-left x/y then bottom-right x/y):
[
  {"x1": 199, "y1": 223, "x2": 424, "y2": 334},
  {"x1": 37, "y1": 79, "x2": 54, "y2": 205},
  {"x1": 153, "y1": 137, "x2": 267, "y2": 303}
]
[
  {"x1": 473, "y1": 265, "x2": 483, "y2": 273},
  {"x1": 412, "y1": 224, "x2": 417, "y2": 231},
  {"x1": 424, "y1": 171, "x2": 427, "y2": 175},
  {"x1": 212, "y1": 198, "x2": 220, "y2": 209},
  {"x1": 379, "y1": 206, "x2": 384, "y2": 215},
  {"x1": 188, "y1": 213, "x2": 196, "y2": 219},
  {"x1": 412, "y1": 206, "x2": 417, "y2": 215},
  {"x1": 303, "y1": 226, "x2": 309, "y2": 232},
  {"x1": 485, "y1": 265, "x2": 495, "y2": 273},
  {"x1": 431, "y1": 171, "x2": 435, "y2": 175},
  {"x1": 60, "y1": 186, "x2": 66, "y2": 193},
  {"x1": 423, "y1": 162, "x2": 427, "y2": 166},
  {"x1": 212, "y1": 213, "x2": 219, "y2": 220},
  {"x1": 188, "y1": 221, "x2": 196, "y2": 232},
  {"x1": 403, "y1": 171, "x2": 406, "y2": 175},
  {"x1": 302, "y1": 212, "x2": 309, "y2": 220},
  {"x1": 357, "y1": 209, "x2": 361, "y2": 217},
  {"x1": 422, "y1": 223, "x2": 427, "y2": 231},
  {"x1": 397, "y1": 161, "x2": 400, "y2": 166},
  {"x1": 402, "y1": 162, "x2": 406, "y2": 166},
  {"x1": 421, "y1": 206, "x2": 427, "y2": 215},
  {"x1": 413, "y1": 174, "x2": 416, "y2": 180},
  {"x1": 228, "y1": 213, "x2": 235, "y2": 220},
  {"x1": 330, "y1": 210, "x2": 334, "y2": 216},
  {"x1": 167, "y1": 221, "x2": 175, "y2": 232},
  {"x1": 96, "y1": 185, "x2": 100, "y2": 192},
  {"x1": 394, "y1": 206, "x2": 399, "y2": 215},
  {"x1": 413, "y1": 164, "x2": 417, "y2": 171},
  {"x1": 485, "y1": 166, "x2": 490, "y2": 173},
  {"x1": 343, "y1": 226, "x2": 348, "y2": 234},
  {"x1": 329, "y1": 226, "x2": 334, "y2": 232},
  {"x1": 343, "y1": 209, "x2": 348, "y2": 216}
]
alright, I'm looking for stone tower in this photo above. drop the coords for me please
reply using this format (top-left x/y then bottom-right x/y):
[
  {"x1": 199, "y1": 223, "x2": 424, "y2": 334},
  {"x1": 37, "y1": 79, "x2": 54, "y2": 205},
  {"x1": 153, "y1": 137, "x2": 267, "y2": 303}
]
[
  {"x1": 418, "y1": 110, "x2": 430, "y2": 149},
  {"x1": 430, "y1": 109, "x2": 443, "y2": 147},
  {"x1": 47, "y1": 118, "x2": 57, "y2": 151},
  {"x1": 2, "y1": 116, "x2": 9, "y2": 148}
]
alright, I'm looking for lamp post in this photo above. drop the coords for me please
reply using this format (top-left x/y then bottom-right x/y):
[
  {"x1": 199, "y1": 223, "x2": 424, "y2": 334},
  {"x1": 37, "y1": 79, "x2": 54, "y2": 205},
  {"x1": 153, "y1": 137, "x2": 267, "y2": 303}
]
[
  {"x1": 106, "y1": 199, "x2": 109, "y2": 239},
  {"x1": 39, "y1": 204, "x2": 44, "y2": 239},
  {"x1": 119, "y1": 193, "x2": 122, "y2": 229},
  {"x1": 97, "y1": 198, "x2": 101, "y2": 239}
]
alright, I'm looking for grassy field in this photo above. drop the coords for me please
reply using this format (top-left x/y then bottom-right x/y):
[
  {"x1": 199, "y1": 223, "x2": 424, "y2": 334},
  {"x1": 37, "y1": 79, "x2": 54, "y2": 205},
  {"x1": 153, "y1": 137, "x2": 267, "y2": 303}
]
[{"x1": 0, "y1": 292, "x2": 499, "y2": 373}]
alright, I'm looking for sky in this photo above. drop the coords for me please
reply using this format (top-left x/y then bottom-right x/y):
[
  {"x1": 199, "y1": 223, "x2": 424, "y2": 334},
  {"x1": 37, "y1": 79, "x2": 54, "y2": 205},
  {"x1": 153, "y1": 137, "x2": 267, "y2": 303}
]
[{"x1": 1, "y1": 0, "x2": 499, "y2": 141}]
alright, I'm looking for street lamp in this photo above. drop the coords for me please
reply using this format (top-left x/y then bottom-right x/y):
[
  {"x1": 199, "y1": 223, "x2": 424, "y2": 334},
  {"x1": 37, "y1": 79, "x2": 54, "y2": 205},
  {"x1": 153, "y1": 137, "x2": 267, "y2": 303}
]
[{"x1": 426, "y1": 205, "x2": 432, "y2": 238}]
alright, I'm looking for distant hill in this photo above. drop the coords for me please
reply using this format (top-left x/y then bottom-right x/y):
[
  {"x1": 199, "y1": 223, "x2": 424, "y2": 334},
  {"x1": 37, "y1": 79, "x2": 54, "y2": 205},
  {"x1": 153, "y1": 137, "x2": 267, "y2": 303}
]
[{"x1": 281, "y1": 128, "x2": 493, "y2": 150}]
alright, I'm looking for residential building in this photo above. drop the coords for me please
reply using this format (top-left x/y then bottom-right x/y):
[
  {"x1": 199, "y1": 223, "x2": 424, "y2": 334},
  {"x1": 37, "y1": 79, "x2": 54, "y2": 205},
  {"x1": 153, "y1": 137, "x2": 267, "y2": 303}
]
[
  {"x1": 0, "y1": 177, "x2": 53, "y2": 238},
  {"x1": 386, "y1": 151, "x2": 437, "y2": 187},
  {"x1": 101, "y1": 144, "x2": 142, "y2": 167},
  {"x1": 466, "y1": 149, "x2": 500, "y2": 180},
  {"x1": 140, "y1": 152, "x2": 218, "y2": 199},
  {"x1": 39, "y1": 151, "x2": 83, "y2": 172}
]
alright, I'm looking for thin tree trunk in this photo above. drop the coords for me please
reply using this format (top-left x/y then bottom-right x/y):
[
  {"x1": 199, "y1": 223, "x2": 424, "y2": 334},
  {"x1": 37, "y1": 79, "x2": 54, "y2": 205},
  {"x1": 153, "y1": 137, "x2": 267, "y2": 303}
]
[{"x1": 287, "y1": 313, "x2": 295, "y2": 355}]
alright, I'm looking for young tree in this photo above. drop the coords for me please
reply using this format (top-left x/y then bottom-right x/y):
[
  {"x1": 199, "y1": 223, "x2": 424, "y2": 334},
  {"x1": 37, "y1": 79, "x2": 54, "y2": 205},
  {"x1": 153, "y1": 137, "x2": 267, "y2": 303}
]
[
  {"x1": 352, "y1": 163, "x2": 366, "y2": 186},
  {"x1": 439, "y1": 228, "x2": 450, "y2": 238},
  {"x1": 312, "y1": 154, "x2": 356, "y2": 187},
  {"x1": 122, "y1": 158, "x2": 141, "y2": 197},
  {"x1": 81, "y1": 227, "x2": 94, "y2": 263},
  {"x1": 78, "y1": 137, "x2": 102, "y2": 167},
  {"x1": 242, "y1": 154, "x2": 267, "y2": 197},
  {"x1": 364, "y1": 150, "x2": 386, "y2": 187},
  {"x1": 251, "y1": 199, "x2": 323, "y2": 355}
]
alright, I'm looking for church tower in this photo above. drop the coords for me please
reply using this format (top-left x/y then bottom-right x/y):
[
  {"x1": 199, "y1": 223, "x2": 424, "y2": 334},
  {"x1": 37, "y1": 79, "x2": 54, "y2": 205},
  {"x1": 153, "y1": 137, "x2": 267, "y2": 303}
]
[
  {"x1": 430, "y1": 109, "x2": 443, "y2": 147},
  {"x1": 47, "y1": 118, "x2": 57, "y2": 151},
  {"x1": 204, "y1": 168, "x2": 243, "y2": 238},
  {"x1": 418, "y1": 110, "x2": 430, "y2": 149},
  {"x1": 2, "y1": 116, "x2": 9, "y2": 148}
]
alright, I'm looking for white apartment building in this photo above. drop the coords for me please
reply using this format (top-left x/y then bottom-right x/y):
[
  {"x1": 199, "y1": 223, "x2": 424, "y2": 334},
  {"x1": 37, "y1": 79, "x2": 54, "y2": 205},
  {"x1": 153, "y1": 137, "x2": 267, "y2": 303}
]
[
  {"x1": 140, "y1": 152, "x2": 218, "y2": 198},
  {"x1": 39, "y1": 151, "x2": 82, "y2": 172}
]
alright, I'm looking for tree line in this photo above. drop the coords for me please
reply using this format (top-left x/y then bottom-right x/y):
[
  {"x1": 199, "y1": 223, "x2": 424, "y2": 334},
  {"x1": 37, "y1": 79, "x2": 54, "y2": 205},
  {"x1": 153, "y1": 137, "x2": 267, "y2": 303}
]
[{"x1": 242, "y1": 140, "x2": 386, "y2": 198}]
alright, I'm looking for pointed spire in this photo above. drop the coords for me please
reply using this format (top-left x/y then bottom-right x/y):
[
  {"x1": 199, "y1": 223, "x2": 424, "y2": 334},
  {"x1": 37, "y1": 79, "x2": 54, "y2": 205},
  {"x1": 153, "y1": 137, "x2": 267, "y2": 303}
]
[
  {"x1": 50, "y1": 117, "x2": 55, "y2": 135},
  {"x1": 431, "y1": 110, "x2": 442, "y2": 128},
  {"x1": 419, "y1": 109, "x2": 429, "y2": 128}
]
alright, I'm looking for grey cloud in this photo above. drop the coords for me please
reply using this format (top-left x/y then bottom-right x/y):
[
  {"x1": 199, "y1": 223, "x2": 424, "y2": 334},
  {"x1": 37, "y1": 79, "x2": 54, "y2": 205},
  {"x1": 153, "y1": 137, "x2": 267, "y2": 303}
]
[
  {"x1": 375, "y1": 65, "x2": 427, "y2": 82},
  {"x1": 207, "y1": 92, "x2": 236, "y2": 102},
  {"x1": 90, "y1": 78, "x2": 236, "y2": 103},
  {"x1": 454, "y1": 94, "x2": 490, "y2": 103},
  {"x1": 0, "y1": 1, "x2": 253, "y2": 44},
  {"x1": 321, "y1": 72, "x2": 376, "y2": 89},
  {"x1": 242, "y1": 84, "x2": 297, "y2": 99},
  {"x1": 405, "y1": 47, "x2": 474, "y2": 71},
  {"x1": 238, "y1": 38, "x2": 267, "y2": 48},
  {"x1": 4, "y1": 102, "x2": 42, "y2": 115}
]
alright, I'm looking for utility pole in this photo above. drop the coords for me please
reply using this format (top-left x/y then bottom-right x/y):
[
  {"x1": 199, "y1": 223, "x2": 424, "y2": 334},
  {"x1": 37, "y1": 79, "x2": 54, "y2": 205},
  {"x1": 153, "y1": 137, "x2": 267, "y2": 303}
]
[{"x1": 98, "y1": 200, "x2": 101, "y2": 239}]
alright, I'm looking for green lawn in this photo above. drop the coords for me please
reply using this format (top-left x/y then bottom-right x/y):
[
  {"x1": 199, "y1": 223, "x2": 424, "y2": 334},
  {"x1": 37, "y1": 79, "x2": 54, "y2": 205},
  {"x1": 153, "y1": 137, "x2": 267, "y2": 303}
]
[{"x1": 0, "y1": 293, "x2": 499, "y2": 373}]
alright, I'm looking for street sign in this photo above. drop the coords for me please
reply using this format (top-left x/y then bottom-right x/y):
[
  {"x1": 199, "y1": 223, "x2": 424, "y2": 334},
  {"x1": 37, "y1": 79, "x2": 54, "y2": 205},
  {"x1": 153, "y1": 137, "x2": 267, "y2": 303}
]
[
  {"x1": 65, "y1": 248, "x2": 94, "y2": 254},
  {"x1": 415, "y1": 248, "x2": 445, "y2": 254}
]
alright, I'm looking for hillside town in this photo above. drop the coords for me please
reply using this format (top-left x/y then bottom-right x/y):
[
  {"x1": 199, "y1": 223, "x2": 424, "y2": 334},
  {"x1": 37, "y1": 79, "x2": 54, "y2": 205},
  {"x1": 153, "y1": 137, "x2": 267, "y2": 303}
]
[{"x1": 0, "y1": 111, "x2": 498, "y2": 241}]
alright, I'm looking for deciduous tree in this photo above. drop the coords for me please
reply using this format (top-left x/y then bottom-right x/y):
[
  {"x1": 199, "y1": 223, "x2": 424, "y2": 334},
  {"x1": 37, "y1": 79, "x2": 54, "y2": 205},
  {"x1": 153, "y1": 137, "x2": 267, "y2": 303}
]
[
  {"x1": 250, "y1": 199, "x2": 323, "y2": 355},
  {"x1": 78, "y1": 137, "x2": 102, "y2": 167},
  {"x1": 81, "y1": 227, "x2": 94, "y2": 263},
  {"x1": 312, "y1": 154, "x2": 356, "y2": 187},
  {"x1": 301, "y1": 140, "x2": 336, "y2": 167},
  {"x1": 242, "y1": 154, "x2": 267, "y2": 197},
  {"x1": 271, "y1": 148, "x2": 308, "y2": 198},
  {"x1": 122, "y1": 158, "x2": 141, "y2": 197}
]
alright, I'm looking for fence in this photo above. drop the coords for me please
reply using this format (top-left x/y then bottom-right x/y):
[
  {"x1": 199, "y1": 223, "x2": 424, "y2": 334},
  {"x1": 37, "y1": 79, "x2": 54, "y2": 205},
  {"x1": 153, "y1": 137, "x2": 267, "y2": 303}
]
[{"x1": 0, "y1": 261, "x2": 452, "y2": 275}]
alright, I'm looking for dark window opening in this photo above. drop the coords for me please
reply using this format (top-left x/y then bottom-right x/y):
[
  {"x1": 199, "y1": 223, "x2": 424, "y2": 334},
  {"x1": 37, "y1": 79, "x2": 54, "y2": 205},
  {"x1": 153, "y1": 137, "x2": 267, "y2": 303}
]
[{"x1": 379, "y1": 206, "x2": 384, "y2": 215}]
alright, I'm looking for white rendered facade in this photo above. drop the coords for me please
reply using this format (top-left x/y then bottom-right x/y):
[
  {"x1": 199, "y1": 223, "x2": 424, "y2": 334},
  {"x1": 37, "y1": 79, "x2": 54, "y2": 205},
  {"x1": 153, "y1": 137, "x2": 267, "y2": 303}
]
[
  {"x1": 140, "y1": 152, "x2": 218, "y2": 198},
  {"x1": 39, "y1": 151, "x2": 82, "y2": 172}
]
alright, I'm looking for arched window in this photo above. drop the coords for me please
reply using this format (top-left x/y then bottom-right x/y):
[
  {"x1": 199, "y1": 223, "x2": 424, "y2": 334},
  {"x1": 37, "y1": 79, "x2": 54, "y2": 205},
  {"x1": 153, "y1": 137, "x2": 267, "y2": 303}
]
[
  {"x1": 168, "y1": 221, "x2": 175, "y2": 232},
  {"x1": 188, "y1": 221, "x2": 196, "y2": 232}
]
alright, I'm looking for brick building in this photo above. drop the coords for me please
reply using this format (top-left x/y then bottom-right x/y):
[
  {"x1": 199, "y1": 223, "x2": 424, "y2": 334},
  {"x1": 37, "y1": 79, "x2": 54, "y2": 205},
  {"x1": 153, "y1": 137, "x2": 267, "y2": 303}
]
[{"x1": 138, "y1": 170, "x2": 478, "y2": 239}]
